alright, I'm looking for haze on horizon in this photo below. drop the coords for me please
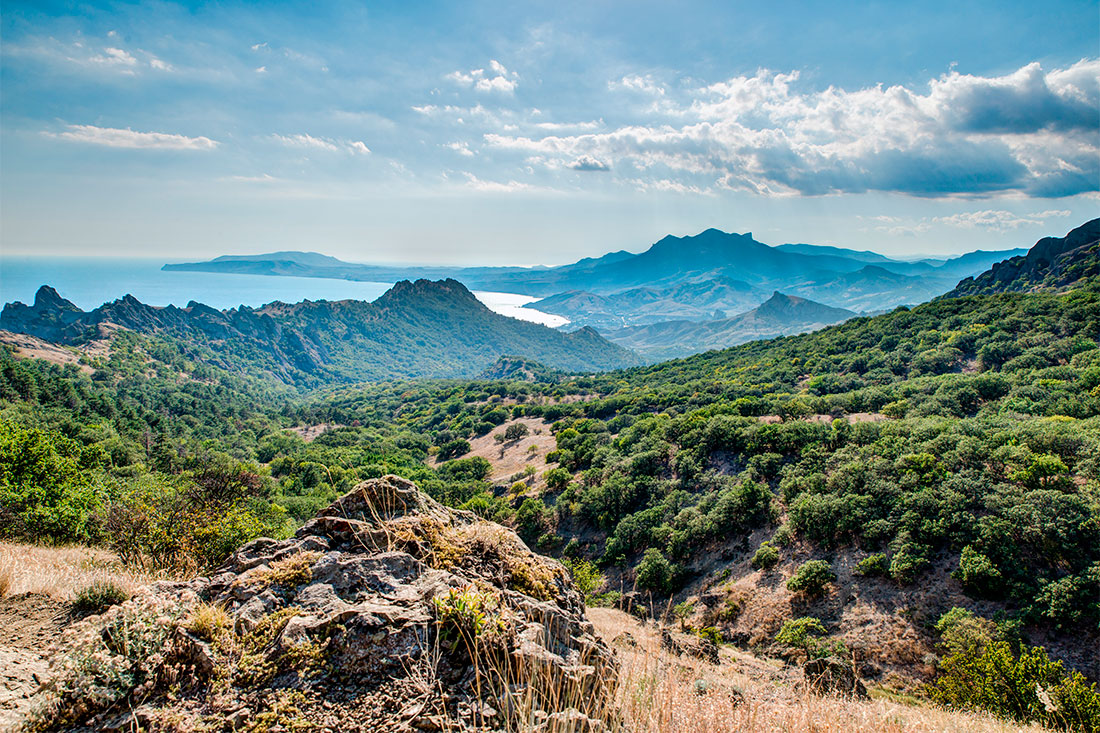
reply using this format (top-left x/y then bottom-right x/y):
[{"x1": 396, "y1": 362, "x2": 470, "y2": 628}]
[{"x1": 0, "y1": 0, "x2": 1097, "y2": 267}]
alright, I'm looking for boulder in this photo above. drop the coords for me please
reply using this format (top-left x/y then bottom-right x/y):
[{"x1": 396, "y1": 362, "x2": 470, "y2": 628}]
[{"x1": 32, "y1": 476, "x2": 618, "y2": 732}]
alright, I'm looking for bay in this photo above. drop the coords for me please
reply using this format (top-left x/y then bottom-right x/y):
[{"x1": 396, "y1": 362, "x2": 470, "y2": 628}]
[{"x1": 0, "y1": 257, "x2": 568, "y2": 327}]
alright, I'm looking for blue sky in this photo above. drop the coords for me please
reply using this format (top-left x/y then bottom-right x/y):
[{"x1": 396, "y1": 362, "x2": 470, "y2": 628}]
[{"x1": 1, "y1": 0, "x2": 1097, "y2": 264}]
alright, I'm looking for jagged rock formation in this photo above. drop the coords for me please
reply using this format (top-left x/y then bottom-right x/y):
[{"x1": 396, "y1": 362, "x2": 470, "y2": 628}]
[
  {"x1": 946, "y1": 218, "x2": 1100, "y2": 297},
  {"x1": 28, "y1": 477, "x2": 617, "y2": 732},
  {"x1": 1, "y1": 280, "x2": 641, "y2": 386}
]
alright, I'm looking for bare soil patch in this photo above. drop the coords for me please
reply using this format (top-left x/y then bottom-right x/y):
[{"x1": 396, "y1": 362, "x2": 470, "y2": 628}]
[{"x1": 431, "y1": 417, "x2": 557, "y2": 487}]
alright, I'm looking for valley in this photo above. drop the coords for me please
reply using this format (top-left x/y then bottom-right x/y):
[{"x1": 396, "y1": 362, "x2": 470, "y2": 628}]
[{"x1": 1, "y1": 219, "x2": 1099, "y2": 731}]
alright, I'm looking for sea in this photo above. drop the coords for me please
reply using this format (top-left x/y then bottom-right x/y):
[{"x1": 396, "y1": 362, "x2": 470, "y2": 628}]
[{"x1": 0, "y1": 257, "x2": 568, "y2": 328}]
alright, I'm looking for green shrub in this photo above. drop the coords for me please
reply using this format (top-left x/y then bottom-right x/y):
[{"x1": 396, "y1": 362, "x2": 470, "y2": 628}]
[
  {"x1": 786, "y1": 560, "x2": 835, "y2": 597},
  {"x1": 635, "y1": 548, "x2": 678, "y2": 594},
  {"x1": 774, "y1": 616, "x2": 827, "y2": 658},
  {"x1": 72, "y1": 581, "x2": 130, "y2": 616},
  {"x1": 955, "y1": 546, "x2": 1003, "y2": 597},
  {"x1": 751, "y1": 541, "x2": 780, "y2": 570},
  {"x1": 561, "y1": 558, "x2": 604, "y2": 602},
  {"x1": 855, "y1": 553, "x2": 889, "y2": 577},
  {"x1": 931, "y1": 640, "x2": 1100, "y2": 731}
]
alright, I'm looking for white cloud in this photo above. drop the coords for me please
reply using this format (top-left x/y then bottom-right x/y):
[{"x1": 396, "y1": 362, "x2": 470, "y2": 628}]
[
  {"x1": 483, "y1": 59, "x2": 1099, "y2": 198},
  {"x1": 271, "y1": 133, "x2": 371, "y2": 155},
  {"x1": 567, "y1": 155, "x2": 610, "y2": 172},
  {"x1": 255, "y1": 66, "x2": 267, "y2": 73},
  {"x1": 251, "y1": 42, "x2": 268, "y2": 51},
  {"x1": 610, "y1": 74, "x2": 666, "y2": 96},
  {"x1": 46, "y1": 124, "x2": 218, "y2": 150},
  {"x1": 463, "y1": 173, "x2": 532, "y2": 192},
  {"x1": 272, "y1": 133, "x2": 340, "y2": 151},
  {"x1": 446, "y1": 141, "x2": 475, "y2": 157},
  {"x1": 934, "y1": 209, "x2": 1073, "y2": 230},
  {"x1": 92, "y1": 47, "x2": 137, "y2": 67},
  {"x1": 149, "y1": 57, "x2": 173, "y2": 72},
  {"x1": 446, "y1": 60, "x2": 519, "y2": 94}
]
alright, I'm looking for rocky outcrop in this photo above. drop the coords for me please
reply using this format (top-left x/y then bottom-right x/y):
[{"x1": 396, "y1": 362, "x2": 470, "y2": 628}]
[
  {"x1": 946, "y1": 218, "x2": 1100, "y2": 297},
  {"x1": 27, "y1": 477, "x2": 617, "y2": 732}
]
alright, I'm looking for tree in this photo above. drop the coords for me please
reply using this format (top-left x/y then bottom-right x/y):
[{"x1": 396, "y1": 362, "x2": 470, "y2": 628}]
[
  {"x1": 635, "y1": 548, "x2": 678, "y2": 594},
  {"x1": 504, "y1": 422, "x2": 530, "y2": 442}
]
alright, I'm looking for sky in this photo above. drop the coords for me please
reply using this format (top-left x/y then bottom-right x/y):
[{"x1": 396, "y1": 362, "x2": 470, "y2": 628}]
[{"x1": 1, "y1": 0, "x2": 1097, "y2": 265}]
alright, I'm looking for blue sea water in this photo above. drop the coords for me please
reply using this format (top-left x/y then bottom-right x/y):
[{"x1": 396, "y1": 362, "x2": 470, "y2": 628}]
[
  {"x1": 0, "y1": 257, "x2": 569, "y2": 326},
  {"x1": 0, "y1": 257, "x2": 393, "y2": 311}
]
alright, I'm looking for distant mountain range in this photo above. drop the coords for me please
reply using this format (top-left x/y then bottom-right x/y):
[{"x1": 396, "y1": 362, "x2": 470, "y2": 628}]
[
  {"x1": 945, "y1": 218, "x2": 1100, "y2": 297},
  {"x1": 0, "y1": 280, "x2": 640, "y2": 386},
  {"x1": 602, "y1": 291, "x2": 858, "y2": 362},
  {"x1": 163, "y1": 230, "x2": 1027, "y2": 317}
]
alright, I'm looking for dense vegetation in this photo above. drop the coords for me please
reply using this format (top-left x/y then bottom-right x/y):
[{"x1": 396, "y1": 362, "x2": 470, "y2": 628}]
[{"x1": 3, "y1": 277, "x2": 1099, "y2": 724}]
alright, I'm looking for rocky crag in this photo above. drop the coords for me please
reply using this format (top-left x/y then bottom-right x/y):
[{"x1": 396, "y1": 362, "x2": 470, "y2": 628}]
[{"x1": 24, "y1": 476, "x2": 616, "y2": 732}]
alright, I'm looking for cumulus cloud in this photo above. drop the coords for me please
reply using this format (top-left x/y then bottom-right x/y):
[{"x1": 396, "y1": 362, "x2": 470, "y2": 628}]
[
  {"x1": 447, "y1": 60, "x2": 519, "y2": 94},
  {"x1": 484, "y1": 59, "x2": 1099, "y2": 198},
  {"x1": 46, "y1": 124, "x2": 218, "y2": 150},
  {"x1": 567, "y1": 155, "x2": 610, "y2": 171}
]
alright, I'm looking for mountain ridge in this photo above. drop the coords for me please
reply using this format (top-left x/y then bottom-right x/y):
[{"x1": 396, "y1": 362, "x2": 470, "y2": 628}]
[{"x1": 0, "y1": 279, "x2": 640, "y2": 386}]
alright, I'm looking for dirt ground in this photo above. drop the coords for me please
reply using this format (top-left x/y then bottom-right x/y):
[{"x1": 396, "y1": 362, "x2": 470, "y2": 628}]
[
  {"x1": 0, "y1": 594, "x2": 70, "y2": 729},
  {"x1": 431, "y1": 417, "x2": 558, "y2": 488},
  {"x1": 0, "y1": 330, "x2": 105, "y2": 374}
]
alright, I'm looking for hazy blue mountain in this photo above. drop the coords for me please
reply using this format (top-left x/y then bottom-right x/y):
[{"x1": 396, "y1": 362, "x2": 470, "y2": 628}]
[
  {"x1": 164, "y1": 227, "x2": 1030, "y2": 312},
  {"x1": 1, "y1": 280, "x2": 640, "y2": 386},
  {"x1": 602, "y1": 291, "x2": 856, "y2": 361},
  {"x1": 775, "y1": 242, "x2": 894, "y2": 263},
  {"x1": 526, "y1": 277, "x2": 767, "y2": 329}
]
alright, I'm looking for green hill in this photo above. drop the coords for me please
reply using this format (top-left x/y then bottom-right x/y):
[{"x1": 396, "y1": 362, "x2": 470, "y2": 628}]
[{"x1": 0, "y1": 279, "x2": 640, "y2": 386}]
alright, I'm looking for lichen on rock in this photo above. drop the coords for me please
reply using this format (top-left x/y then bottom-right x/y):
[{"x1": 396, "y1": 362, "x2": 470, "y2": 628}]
[{"x1": 24, "y1": 476, "x2": 618, "y2": 732}]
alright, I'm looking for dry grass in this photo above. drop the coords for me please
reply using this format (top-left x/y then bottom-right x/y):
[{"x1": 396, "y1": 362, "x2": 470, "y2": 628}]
[
  {"x1": 0, "y1": 541, "x2": 164, "y2": 601},
  {"x1": 587, "y1": 607, "x2": 1046, "y2": 733}
]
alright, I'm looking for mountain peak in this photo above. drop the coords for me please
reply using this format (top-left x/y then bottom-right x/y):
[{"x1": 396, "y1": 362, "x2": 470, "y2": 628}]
[{"x1": 33, "y1": 285, "x2": 80, "y2": 312}]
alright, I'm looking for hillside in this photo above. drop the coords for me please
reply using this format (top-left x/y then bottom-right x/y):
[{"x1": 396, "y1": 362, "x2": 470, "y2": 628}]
[
  {"x1": 3, "y1": 279, "x2": 1099, "y2": 730},
  {"x1": 947, "y1": 218, "x2": 1100, "y2": 297},
  {"x1": 603, "y1": 292, "x2": 857, "y2": 360},
  {"x1": 0, "y1": 280, "x2": 640, "y2": 386}
]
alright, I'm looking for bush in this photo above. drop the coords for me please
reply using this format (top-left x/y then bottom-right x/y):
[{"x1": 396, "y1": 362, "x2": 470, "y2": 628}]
[
  {"x1": 955, "y1": 545, "x2": 1003, "y2": 597},
  {"x1": 931, "y1": 640, "x2": 1100, "y2": 731},
  {"x1": 504, "y1": 423, "x2": 530, "y2": 442},
  {"x1": 561, "y1": 558, "x2": 604, "y2": 602},
  {"x1": 72, "y1": 581, "x2": 130, "y2": 617},
  {"x1": 635, "y1": 548, "x2": 678, "y2": 594},
  {"x1": 774, "y1": 616, "x2": 845, "y2": 659},
  {"x1": 786, "y1": 560, "x2": 835, "y2": 597},
  {"x1": 751, "y1": 541, "x2": 780, "y2": 570},
  {"x1": 437, "y1": 439, "x2": 471, "y2": 461},
  {"x1": 855, "y1": 553, "x2": 889, "y2": 577}
]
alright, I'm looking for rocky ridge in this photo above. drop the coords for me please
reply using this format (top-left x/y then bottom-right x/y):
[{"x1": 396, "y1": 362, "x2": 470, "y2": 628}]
[{"x1": 25, "y1": 476, "x2": 616, "y2": 732}]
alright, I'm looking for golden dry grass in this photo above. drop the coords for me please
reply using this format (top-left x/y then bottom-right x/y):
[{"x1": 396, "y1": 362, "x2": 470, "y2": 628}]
[
  {"x1": 587, "y1": 607, "x2": 1046, "y2": 733},
  {"x1": 0, "y1": 541, "x2": 165, "y2": 601}
]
